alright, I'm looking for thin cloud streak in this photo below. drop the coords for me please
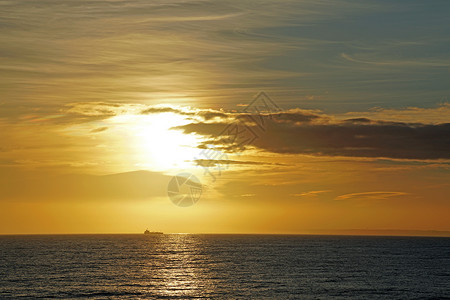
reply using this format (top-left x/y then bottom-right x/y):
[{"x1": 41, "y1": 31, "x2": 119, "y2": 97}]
[{"x1": 335, "y1": 191, "x2": 409, "y2": 200}]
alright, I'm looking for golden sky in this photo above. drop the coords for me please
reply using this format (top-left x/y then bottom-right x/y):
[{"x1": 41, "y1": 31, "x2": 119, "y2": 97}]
[{"x1": 0, "y1": 0, "x2": 449, "y2": 235}]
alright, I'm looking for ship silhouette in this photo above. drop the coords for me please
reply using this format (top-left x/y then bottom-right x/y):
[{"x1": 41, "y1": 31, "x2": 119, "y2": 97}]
[{"x1": 144, "y1": 229, "x2": 163, "y2": 235}]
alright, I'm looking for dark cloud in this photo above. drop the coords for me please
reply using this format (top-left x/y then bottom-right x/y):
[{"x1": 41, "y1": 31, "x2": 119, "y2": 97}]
[
  {"x1": 343, "y1": 118, "x2": 372, "y2": 123},
  {"x1": 141, "y1": 107, "x2": 185, "y2": 115},
  {"x1": 198, "y1": 111, "x2": 229, "y2": 121},
  {"x1": 142, "y1": 106, "x2": 229, "y2": 121},
  {"x1": 193, "y1": 159, "x2": 283, "y2": 168},
  {"x1": 254, "y1": 109, "x2": 326, "y2": 124},
  {"x1": 176, "y1": 110, "x2": 450, "y2": 160}
]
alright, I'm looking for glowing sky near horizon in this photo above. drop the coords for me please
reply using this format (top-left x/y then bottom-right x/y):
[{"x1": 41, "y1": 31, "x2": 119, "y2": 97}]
[{"x1": 0, "y1": 0, "x2": 449, "y2": 234}]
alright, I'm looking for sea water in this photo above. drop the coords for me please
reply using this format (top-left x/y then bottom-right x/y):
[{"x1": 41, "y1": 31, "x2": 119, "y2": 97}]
[{"x1": 0, "y1": 234, "x2": 449, "y2": 299}]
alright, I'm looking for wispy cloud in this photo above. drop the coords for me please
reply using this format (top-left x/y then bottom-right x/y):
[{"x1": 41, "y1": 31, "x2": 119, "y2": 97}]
[
  {"x1": 337, "y1": 103, "x2": 450, "y2": 124},
  {"x1": 90, "y1": 127, "x2": 108, "y2": 133},
  {"x1": 193, "y1": 159, "x2": 283, "y2": 168},
  {"x1": 2, "y1": 0, "x2": 448, "y2": 111},
  {"x1": 341, "y1": 52, "x2": 450, "y2": 67},
  {"x1": 335, "y1": 191, "x2": 408, "y2": 200},
  {"x1": 292, "y1": 190, "x2": 330, "y2": 197}
]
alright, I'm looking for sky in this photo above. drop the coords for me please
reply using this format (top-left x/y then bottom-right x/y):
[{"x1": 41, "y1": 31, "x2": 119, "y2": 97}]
[{"x1": 0, "y1": 0, "x2": 449, "y2": 235}]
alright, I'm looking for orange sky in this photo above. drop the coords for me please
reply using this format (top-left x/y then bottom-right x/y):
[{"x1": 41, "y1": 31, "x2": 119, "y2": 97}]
[
  {"x1": 0, "y1": 0, "x2": 449, "y2": 235},
  {"x1": 0, "y1": 102, "x2": 449, "y2": 235}
]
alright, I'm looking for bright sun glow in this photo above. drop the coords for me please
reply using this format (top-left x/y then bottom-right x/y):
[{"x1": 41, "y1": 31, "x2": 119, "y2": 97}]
[{"x1": 106, "y1": 112, "x2": 204, "y2": 172}]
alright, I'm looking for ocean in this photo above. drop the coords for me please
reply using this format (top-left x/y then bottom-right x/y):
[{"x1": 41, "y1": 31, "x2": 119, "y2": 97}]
[{"x1": 0, "y1": 234, "x2": 449, "y2": 299}]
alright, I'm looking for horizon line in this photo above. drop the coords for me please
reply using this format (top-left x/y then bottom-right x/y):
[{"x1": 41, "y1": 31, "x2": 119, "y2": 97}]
[{"x1": 1, "y1": 230, "x2": 450, "y2": 238}]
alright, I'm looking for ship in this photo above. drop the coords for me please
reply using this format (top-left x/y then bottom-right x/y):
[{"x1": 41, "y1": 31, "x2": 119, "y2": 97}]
[{"x1": 144, "y1": 229, "x2": 163, "y2": 235}]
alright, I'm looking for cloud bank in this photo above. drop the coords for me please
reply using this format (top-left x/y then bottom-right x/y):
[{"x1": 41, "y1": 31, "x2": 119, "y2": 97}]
[{"x1": 175, "y1": 108, "x2": 450, "y2": 160}]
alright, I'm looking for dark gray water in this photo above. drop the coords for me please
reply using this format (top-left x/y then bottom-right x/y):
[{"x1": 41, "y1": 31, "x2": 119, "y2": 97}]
[{"x1": 0, "y1": 234, "x2": 449, "y2": 299}]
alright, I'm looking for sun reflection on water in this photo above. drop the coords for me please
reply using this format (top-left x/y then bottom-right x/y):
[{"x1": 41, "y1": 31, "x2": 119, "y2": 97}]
[{"x1": 142, "y1": 234, "x2": 216, "y2": 298}]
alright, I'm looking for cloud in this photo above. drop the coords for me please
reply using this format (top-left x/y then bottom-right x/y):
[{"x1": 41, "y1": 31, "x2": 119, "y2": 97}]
[
  {"x1": 341, "y1": 53, "x2": 450, "y2": 67},
  {"x1": 65, "y1": 102, "x2": 137, "y2": 117},
  {"x1": 253, "y1": 121, "x2": 450, "y2": 159},
  {"x1": 176, "y1": 108, "x2": 450, "y2": 160},
  {"x1": 193, "y1": 159, "x2": 283, "y2": 168},
  {"x1": 239, "y1": 108, "x2": 329, "y2": 124},
  {"x1": 338, "y1": 103, "x2": 450, "y2": 124},
  {"x1": 335, "y1": 191, "x2": 408, "y2": 200},
  {"x1": 292, "y1": 190, "x2": 330, "y2": 197},
  {"x1": 90, "y1": 126, "x2": 108, "y2": 133},
  {"x1": 5, "y1": 0, "x2": 448, "y2": 111},
  {"x1": 141, "y1": 106, "x2": 230, "y2": 121},
  {"x1": 141, "y1": 106, "x2": 187, "y2": 115}
]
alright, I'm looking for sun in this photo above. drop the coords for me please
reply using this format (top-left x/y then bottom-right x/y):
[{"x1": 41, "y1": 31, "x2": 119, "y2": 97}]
[{"x1": 106, "y1": 111, "x2": 203, "y2": 173}]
